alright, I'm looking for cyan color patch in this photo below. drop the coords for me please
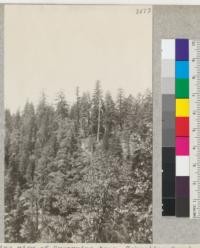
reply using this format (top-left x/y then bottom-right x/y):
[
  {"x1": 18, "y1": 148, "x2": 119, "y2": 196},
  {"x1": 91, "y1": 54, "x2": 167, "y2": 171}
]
[{"x1": 175, "y1": 61, "x2": 189, "y2": 79}]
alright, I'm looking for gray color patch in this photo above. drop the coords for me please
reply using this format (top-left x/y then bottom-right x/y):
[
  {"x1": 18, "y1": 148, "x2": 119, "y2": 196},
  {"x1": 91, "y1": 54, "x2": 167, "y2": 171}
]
[
  {"x1": 162, "y1": 94, "x2": 175, "y2": 112},
  {"x1": 161, "y1": 78, "x2": 175, "y2": 94},
  {"x1": 153, "y1": 5, "x2": 200, "y2": 244},
  {"x1": 162, "y1": 128, "x2": 175, "y2": 147},
  {"x1": 162, "y1": 111, "x2": 175, "y2": 129},
  {"x1": 161, "y1": 59, "x2": 175, "y2": 78}
]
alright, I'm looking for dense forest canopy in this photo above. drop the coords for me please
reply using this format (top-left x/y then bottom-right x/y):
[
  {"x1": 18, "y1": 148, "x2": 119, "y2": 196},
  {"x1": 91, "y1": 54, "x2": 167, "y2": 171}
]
[{"x1": 5, "y1": 81, "x2": 152, "y2": 243}]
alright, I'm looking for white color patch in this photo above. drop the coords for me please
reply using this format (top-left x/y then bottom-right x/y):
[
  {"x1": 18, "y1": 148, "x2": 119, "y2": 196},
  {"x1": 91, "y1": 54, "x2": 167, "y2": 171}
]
[
  {"x1": 162, "y1": 39, "x2": 175, "y2": 60},
  {"x1": 176, "y1": 156, "x2": 189, "y2": 176}
]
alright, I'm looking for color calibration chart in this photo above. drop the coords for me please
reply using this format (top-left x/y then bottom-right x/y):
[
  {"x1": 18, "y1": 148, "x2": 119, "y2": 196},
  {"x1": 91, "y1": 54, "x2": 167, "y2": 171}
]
[{"x1": 162, "y1": 39, "x2": 200, "y2": 218}]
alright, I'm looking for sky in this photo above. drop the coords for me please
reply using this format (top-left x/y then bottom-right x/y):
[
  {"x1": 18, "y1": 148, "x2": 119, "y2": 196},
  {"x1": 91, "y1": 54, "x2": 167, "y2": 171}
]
[{"x1": 4, "y1": 5, "x2": 152, "y2": 113}]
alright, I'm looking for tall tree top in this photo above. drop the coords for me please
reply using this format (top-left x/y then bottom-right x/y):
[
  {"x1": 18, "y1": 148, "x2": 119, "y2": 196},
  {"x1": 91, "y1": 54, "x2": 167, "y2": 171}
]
[
  {"x1": 93, "y1": 80, "x2": 102, "y2": 102},
  {"x1": 55, "y1": 91, "x2": 69, "y2": 119}
]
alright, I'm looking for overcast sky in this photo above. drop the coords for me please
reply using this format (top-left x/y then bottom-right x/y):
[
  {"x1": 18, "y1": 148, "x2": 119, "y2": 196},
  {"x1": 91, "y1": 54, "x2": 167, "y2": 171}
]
[{"x1": 4, "y1": 5, "x2": 152, "y2": 113}]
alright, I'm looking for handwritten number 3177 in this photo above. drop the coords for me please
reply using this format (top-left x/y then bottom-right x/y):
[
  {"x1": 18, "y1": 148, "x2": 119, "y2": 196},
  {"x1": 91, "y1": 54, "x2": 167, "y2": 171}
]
[{"x1": 136, "y1": 8, "x2": 151, "y2": 15}]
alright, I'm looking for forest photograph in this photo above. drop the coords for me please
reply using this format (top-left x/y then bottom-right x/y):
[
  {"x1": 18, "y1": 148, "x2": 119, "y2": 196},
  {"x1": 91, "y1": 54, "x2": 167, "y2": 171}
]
[
  {"x1": 5, "y1": 82, "x2": 152, "y2": 243},
  {"x1": 4, "y1": 4, "x2": 152, "y2": 243}
]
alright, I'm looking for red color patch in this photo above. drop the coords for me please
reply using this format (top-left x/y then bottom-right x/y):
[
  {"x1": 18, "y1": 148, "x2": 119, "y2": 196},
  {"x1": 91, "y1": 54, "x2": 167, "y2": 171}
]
[{"x1": 176, "y1": 117, "x2": 189, "y2": 137}]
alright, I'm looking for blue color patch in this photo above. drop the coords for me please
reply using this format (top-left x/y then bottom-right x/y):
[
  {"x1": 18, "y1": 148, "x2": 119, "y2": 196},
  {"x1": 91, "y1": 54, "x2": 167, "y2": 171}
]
[{"x1": 175, "y1": 61, "x2": 189, "y2": 79}]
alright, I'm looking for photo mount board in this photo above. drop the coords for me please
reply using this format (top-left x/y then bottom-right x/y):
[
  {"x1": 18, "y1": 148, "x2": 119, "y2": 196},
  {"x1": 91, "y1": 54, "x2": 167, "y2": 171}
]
[{"x1": 153, "y1": 5, "x2": 200, "y2": 244}]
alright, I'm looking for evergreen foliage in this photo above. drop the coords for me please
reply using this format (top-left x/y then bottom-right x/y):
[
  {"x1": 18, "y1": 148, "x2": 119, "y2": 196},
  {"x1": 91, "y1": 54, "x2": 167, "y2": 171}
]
[{"x1": 5, "y1": 82, "x2": 152, "y2": 243}]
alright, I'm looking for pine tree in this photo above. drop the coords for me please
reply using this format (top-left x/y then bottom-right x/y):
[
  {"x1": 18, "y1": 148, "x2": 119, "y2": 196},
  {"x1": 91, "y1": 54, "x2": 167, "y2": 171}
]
[
  {"x1": 5, "y1": 109, "x2": 12, "y2": 169},
  {"x1": 19, "y1": 102, "x2": 36, "y2": 182},
  {"x1": 35, "y1": 93, "x2": 55, "y2": 151},
  {"x1": 116, "y1": 88, "x2": 125, "y2": 130},
  {"x1": 55, "y1": 91, "x2": 68, "y2": 120},
  {"x1": 75, "y1": 86, "x2": 81, "y2": 130},
  {"x1": 91, "y1": 81, "x2": 104, "y2": 142},
  {"x1": 103, "y1": 92, "x2": 116, "y2": 150},
  {"x1": 80, "y1": 92, "x2": 91, "y2": 137}
]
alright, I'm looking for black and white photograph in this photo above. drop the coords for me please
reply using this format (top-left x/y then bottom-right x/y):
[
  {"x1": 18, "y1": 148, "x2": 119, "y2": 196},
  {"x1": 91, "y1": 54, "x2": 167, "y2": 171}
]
[{"x1": 4, "y1": 5, "x2": 152, "y2": 243}]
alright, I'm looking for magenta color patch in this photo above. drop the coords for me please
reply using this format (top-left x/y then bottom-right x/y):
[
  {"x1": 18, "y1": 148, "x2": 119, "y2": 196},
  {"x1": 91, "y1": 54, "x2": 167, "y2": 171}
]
[{"x1": 176, "y1": 137, "x2": 189, "y2": 155}]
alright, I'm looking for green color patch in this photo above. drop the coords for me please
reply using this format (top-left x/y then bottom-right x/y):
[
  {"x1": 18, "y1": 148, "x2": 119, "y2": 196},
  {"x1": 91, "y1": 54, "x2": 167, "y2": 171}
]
[{"x1": 176, "y1": 78, "x2": 189, "y2": 98}]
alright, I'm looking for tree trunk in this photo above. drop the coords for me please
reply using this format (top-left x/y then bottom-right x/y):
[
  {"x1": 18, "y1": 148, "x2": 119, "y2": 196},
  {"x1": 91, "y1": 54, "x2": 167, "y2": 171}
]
[{"x1": 97, "y1": 100, "x2": 101, "y2": 143}]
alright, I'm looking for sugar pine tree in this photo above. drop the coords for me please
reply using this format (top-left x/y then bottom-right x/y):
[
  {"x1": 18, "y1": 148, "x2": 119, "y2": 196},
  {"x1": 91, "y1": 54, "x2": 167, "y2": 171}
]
[
  {"x1": 91, "y1": 81, "x2": 104, "y2": 142},
  {"x1": 80, "y1": 92, "x2": 91, "y2": 137},
  {"x1": 55, "y1": 91, "x2": 69, "y2": 120},
  {"x1": 75, "y1": 86, "x2": 81, "y2": 131},
  {"x1": 103, "y1": 92, "x2": 116, "y2": 150},
  {"x1": 19, "y1": 102, "x2": 36, "y2": 183},
  {"x1": 116, "y1": 88, "x2": 125, "y2": 130},
  {"x1": 5, "y1": 109, "x2": 12, "y2": 170}
]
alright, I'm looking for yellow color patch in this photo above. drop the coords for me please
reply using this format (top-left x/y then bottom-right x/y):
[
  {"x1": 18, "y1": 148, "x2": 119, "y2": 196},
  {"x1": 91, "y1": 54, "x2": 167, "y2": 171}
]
[{"x1": 176, "y1": 99, "x2": 189, "y2": 117}]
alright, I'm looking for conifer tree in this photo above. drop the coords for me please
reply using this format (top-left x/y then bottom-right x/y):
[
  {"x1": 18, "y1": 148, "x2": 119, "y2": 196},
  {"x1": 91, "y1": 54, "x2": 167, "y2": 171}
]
[
  {"x1": 55, "y1": 91, "x2": 69, "y2": 120},
  {"x1": 5, "y1": 85, "x2": 152, "y2": 243},
  {"x1": 91, "y1": 81, "x2": 104, "y2": 142},
  {"x1": 116, "y1": 88, "x2": 125, "y2": 130},
  {"x1": 80, "y1": 92, "x2": 91, "y2": 137},
  {"x1": 103, "y1": 92, "x2": 116, "y2": 150}
]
